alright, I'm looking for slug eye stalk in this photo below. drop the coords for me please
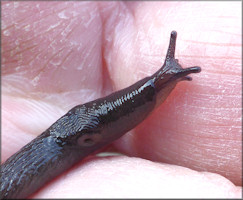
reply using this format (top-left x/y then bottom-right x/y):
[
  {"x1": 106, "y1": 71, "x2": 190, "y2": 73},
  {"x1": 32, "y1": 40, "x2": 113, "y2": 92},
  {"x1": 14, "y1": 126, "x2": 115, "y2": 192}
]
[
  {"x1": 151, "y1": 31, "x2": 201, "y2": 107},
  {"x1": 166, "y1": 30, "x2": 177, "y2": 60}
]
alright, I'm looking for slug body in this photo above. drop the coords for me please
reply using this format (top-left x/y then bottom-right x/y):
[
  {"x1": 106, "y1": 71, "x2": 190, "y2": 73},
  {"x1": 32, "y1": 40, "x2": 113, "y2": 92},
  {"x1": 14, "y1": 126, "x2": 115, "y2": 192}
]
[{"x1": 0, "y1": 31, "x2": 201, "y2": 199}]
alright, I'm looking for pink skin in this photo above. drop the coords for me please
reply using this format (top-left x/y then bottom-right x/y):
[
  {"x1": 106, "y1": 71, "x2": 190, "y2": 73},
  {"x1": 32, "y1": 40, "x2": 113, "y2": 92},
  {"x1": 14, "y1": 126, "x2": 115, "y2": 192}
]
[{"x1": 1, "y1": 1, "x2": 241, "y2": 198}]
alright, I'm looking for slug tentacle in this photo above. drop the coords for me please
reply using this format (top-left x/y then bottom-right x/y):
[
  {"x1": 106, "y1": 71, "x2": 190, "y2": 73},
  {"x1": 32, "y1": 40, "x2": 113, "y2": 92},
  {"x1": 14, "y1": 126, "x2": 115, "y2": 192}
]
[
  {"x1": 175, "y1": 66, "x2": 201, "y2": 81},
  {"x1": 151, "y1": 31, "x2": 201, "y2": 107},
  {"x1": 165, "y1": 30, "x2": 177, "y2": 60},
  {"x1": 152, "y1": 31, "x2": 201, "y2": 88}
]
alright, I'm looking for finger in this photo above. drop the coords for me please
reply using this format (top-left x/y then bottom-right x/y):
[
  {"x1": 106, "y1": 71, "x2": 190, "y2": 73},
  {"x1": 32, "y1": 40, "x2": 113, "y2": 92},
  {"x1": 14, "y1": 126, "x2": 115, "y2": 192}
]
[
  {"x1": 32, "y1": 156, "x2": 242, "y2": 198},
  {"x1": 2, "y1": 1, "x2": 104, "y2": 105},
  {"x1": 101, "y1": 2, "x2": 241, "y2": 186},
  {"x1": 2, "y1": 1, "x2": 104, "y2": 159}
]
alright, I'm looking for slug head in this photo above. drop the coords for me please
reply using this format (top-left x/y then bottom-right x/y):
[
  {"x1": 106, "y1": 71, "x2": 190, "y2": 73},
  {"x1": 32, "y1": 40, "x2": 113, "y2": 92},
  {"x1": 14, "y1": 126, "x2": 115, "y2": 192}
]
[{"x1": 152, "y1": 31, "x2": 201, "y2": 107}]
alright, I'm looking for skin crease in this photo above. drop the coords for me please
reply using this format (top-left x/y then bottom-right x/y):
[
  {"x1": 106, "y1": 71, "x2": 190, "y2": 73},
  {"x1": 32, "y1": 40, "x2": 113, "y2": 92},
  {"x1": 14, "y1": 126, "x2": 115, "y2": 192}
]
[{"x1": 1, "y1": 1, "x2": 241, "y2": 198}]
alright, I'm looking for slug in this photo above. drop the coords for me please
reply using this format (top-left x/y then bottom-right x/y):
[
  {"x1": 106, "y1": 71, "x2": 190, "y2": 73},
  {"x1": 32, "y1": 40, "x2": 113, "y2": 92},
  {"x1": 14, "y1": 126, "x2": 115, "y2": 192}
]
[{"x1": 0, "y1": 31, "x2": 201, "y2": 199}]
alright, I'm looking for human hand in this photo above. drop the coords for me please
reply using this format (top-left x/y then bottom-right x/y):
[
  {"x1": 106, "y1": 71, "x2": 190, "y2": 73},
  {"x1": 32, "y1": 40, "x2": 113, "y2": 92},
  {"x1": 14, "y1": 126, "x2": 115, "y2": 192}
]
[{"x1": 2, "y1": 1, "x2": 241, "y2": 198}]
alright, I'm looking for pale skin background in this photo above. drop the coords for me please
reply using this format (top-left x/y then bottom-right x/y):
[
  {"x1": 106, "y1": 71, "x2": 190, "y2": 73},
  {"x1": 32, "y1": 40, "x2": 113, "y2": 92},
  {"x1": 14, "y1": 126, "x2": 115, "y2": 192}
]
[{"x1": 1, "y1": 1, "x2": 242, "y2": 198}]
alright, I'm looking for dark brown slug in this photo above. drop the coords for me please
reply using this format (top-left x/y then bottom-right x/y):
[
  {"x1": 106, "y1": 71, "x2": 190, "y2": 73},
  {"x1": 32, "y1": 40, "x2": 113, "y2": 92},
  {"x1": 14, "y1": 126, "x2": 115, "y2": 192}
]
[{"x1": 0, "y1": 31, "x2": 201, "y2": 199}]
